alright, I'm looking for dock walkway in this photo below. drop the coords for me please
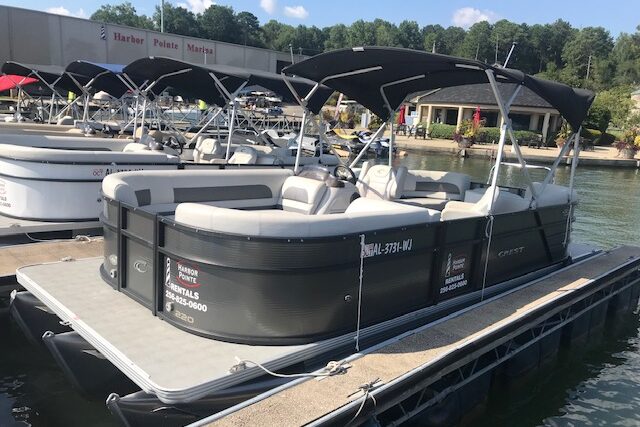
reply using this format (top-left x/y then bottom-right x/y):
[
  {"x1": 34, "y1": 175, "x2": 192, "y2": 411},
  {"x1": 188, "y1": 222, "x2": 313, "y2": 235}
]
[{"x1": 204, "y1": 246, "x2": 640, "y2": 426}]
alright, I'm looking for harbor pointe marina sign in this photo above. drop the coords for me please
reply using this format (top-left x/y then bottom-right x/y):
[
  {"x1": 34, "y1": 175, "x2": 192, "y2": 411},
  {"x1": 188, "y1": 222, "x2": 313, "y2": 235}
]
[{"x1": 0, "y1": 5, "x2": 303, "y2": 72}]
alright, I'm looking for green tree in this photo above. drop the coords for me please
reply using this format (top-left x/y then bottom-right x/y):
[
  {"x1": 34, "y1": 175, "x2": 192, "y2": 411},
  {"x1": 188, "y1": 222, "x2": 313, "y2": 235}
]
[
  {"x1": 561, "y1": 26, "x2": 614, "y2": 87},
  {"x1": 324, "y1": 24, "x2": 349, "y2": 50},
  {"x1": 348, "y1": 20, "x2": 377, "y2": 46},
  {"x1": 397, "y1": 20, "x2": 422, "y2": 49},
  {"x1": 611, "y1": 27, "x2": 640, "y2": 86},
  {"x1": 91, "y1": 1, "x2": 153, "y2": 29},
  {"x1": 373, "y1": 19, "x2": 398, "y2": 47},
  {"x1": 236, "y1": 11, "x2": 264, "y2": 47},
  {"x1": 458, "y1": 21, "x2": 493, "y2": 61},
  {"x1": 593, "y1": 86, "x2": 636, "y2": 128},
  {"x1": 153, "y1": 4, "x2": 200, "y2": 37},
  {"x1": 440, "y1": 26, "x2": 466, "y2": 55},
  {"x1": 422, "y1": 24, "x2": 445, "y2": 52},
  {"x1": 198, "y1": 5, "x2": 239, "y2": 44}
]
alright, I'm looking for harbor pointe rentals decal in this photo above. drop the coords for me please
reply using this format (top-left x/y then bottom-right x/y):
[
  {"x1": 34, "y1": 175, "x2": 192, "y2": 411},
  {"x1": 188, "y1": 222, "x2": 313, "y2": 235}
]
[
  {"x1": 440, "y1": 249, "x2": 471, "y2": 295},
  {"x1": 164, "y1": 258, "x2": 208, "y2": 318}
]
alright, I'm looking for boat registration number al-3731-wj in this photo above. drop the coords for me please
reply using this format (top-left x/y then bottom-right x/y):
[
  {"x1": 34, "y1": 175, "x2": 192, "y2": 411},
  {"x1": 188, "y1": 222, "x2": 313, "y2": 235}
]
[{"x1": 362, "y1": 238, "x2": 413, "y2": 258}]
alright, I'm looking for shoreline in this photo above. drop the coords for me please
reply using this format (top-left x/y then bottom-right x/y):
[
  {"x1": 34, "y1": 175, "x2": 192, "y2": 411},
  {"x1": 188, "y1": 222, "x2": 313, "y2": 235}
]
[{"x1": 393, "y1": 136, "x2": 640, "y2": 168}]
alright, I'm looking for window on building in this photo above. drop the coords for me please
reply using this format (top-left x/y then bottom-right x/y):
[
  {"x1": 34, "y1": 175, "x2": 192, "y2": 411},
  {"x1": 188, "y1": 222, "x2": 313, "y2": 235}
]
[
  {"x1": 445, "y1": 109, "x2": 458, "y2": 126},
  {"x1": 482, "y1": 111, "x2": 499, "y2": 127},
  {"x1": 510, "y1": 113, "x2": 531, "y2": 131}
]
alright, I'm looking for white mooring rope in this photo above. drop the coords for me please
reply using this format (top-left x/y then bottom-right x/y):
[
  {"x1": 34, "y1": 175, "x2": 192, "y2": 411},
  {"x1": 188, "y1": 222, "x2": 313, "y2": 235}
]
[{"x1": 480, "y1": 215, "x2": 495, "y2": 302}]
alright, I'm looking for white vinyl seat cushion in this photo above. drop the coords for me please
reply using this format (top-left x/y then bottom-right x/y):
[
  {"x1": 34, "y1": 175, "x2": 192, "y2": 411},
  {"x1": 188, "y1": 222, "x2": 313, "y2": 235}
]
[
  {"x1": 174, "y1": 197, "x2": 440, "y2": 238},
  {"x1": 402, "y1": 170, "x2": 471, "y2": 201},
  {"x1": 525, "y1": 182, "x2": 578, "y2": 207},
  {"x1": 441, "y1": 185, "x2": 530, "y2": 220},
  {"x1": 356, "y1": 161, "x2": 407, "y2": 200},
  {"x1": 103, "y1": 169, "x2": 293, "y2": 208},
  {"x1": 279, "y1": 176, "x2": 328, "y2": 214},
  {"x1": 228, "y1": 145, "x2": 258, "y2": 164}
]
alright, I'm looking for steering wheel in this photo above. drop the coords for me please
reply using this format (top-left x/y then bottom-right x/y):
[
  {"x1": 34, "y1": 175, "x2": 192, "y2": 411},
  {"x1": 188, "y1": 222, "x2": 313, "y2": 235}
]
[
  {"x1": 333, "y1": 164, "x2": 357, "y2": 184},
  {"x1": 164, "y1": 136, "x2": 184, "y2": 154}
]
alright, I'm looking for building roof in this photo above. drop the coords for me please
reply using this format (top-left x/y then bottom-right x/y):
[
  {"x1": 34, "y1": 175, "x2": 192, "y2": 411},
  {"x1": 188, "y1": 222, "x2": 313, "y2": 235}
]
[{"x1": 415, "y1": 83, "x2": 554, "y2": 110}]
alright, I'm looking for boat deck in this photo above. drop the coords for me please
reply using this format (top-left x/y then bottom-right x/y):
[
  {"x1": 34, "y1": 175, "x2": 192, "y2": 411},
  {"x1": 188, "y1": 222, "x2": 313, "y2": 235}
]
[
  {"x1": 0, "y1": 214, "x2": 101, "y2": 238},
  {"x1": 200, "y1": 246, "x2": 640, "y2": 426}
]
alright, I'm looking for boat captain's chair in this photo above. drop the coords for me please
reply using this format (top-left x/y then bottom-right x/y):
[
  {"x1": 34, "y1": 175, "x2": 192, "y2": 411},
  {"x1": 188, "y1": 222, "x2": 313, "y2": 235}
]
[
  {"x1": 278, "y1": 176, "x2": 328, "y2": 214},
  {"x1": 193, "y1": 138, "x2": 224, "y2": 163},
  {"x1": 356, "y1": 160, "x2": 407, "y2": 201}
]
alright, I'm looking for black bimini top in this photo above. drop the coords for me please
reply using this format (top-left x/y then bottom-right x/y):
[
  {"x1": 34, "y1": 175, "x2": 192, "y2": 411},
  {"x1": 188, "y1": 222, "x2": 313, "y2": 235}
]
[
  {"x1": 1, "y1": 61, "x2": 79, "y2": 94},
  {"x1": 283, "y1": 47, "x2": 594, "y2": 128},
  {"x1": 124, "y1": 57, "x2": 333, "y2": 112},
  {"x1": 65, "y1": 61, "x2": 135, "y2": 99}
]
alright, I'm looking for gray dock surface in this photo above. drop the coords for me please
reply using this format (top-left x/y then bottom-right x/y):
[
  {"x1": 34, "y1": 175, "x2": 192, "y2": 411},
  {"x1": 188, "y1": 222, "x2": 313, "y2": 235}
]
[
  {"x1": 0, "y1": 237, "x2": 103, "y2": 278},
  {"x1": 206, "y1": 246, "x2": 640, "y2": 426},
  {"x1": 0, "y1": 215, "x2": 101, "y2": 237}
]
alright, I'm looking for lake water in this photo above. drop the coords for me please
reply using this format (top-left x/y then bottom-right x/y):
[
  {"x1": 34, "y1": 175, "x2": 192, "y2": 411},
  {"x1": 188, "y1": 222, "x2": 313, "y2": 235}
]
[{"x1": 1, "y1": 151, "x2": 639, "y2": 426}]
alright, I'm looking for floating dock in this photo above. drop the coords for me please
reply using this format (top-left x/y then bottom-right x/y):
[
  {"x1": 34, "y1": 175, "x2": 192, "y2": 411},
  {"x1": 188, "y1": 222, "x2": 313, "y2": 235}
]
[
  {"x1": 193, "y1": 246, "x2": 640, "y2": 426},
  {"x1": 0, "y1": 214, "x2": 101, "y2": 238}
]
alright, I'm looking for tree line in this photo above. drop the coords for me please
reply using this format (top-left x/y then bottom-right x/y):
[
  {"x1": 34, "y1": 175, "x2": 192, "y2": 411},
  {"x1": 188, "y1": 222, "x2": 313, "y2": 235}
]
[{"x1": 91, "y1": 2, "x2": 640, "y2": 128}]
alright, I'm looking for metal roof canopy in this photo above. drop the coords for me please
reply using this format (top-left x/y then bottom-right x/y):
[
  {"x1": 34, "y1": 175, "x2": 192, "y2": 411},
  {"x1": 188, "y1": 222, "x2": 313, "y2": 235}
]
[
  {"x1": 283, "y1": 46, "x2": 594, "y2": 129},
  {"x1": 123, "y1": 57, "x2": 333, "y2": 111}
]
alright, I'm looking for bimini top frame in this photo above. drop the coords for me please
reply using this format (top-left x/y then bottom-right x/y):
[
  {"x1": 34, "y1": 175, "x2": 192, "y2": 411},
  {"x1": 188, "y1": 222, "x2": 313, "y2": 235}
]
[
  {"x1": 124, "y1": 57, "x2": 335, "y2": 149},
  {"x1": 1, "y1": 61, "x2": 81, "y2": 123},
  {"x1": 282, "y1": 46, "x2": 595, "y2": 210}
]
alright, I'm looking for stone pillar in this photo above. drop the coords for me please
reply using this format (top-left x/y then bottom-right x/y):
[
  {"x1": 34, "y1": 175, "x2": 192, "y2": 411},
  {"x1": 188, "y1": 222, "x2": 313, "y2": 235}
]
[
  {"x1": 456, "y1": 106, "x2": 464, "y2": 130},
  {"x1": 541, "y1": 112, "x2": 551, "y2": 144},
  {"x1": 529, "y1": 114, "x2": 539, "y2": 131},
  {"x1": 425, "y1": 105, "x2": 433, "y2": 127}
]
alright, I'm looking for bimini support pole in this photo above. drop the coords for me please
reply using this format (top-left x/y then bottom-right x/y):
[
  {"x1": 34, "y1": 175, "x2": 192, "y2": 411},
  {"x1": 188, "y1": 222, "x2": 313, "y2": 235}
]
[
  {"x1": 294, "y1": 109, "x2": 308, "y2": 173},
  {"x1": 563, "y1": 125, "x2": 582, "y2": 245},
  {"x1": 389, "y1": 121, "x2": 395, "y2": 166},
  {"x1": 225, "y1": 100, "x2": 238, "y2": 161},
  {"x1": 188, "y1": 107, "x2": 224, "y2": 145},
  {"x1": 349, "y1": 122, "x2": 388, "y2": 169},
  {"x1": 486, "y1": 70, "x2": 538, "y2": 202}
]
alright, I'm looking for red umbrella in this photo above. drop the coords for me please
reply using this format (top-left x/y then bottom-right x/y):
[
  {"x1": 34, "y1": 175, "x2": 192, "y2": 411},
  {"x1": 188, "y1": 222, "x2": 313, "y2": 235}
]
[
  {"x1": 397, "y1": 105, "x2": 406, "y2": 125},
  {"x1": 0, "y1": 75, "x2": 38, "y2": 92}
]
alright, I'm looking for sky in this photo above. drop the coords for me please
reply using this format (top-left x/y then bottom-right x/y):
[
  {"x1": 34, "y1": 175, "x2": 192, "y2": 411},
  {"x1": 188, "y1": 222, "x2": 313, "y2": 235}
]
[{"x1": 3, "y1": 0, "x2": 639, "y2": 36}]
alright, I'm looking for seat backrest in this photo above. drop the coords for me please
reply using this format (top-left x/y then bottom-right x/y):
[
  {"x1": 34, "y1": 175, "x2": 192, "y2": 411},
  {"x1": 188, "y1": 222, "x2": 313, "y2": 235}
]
[
  {"x1": 228, "y1": 145, "x2": 258, "y2": 164},
  {"x1": 403, "y1": 171, "x2": 471, "y2": 201},
  {"x1": 525, "y1": 182, "x2": 577, "y2": 207},
  {"x1": 441, "y1": 185, "x2": 530, "y2": 221},
  {"x1": 193, "y1": 138, "x2": 224, "y2": 163},
  {"x1": 356, "y1": 161, "x2": 407, "y2": 200},
  {"x1": 279, "y1": 176, "x2": 328, "y2": 215}
]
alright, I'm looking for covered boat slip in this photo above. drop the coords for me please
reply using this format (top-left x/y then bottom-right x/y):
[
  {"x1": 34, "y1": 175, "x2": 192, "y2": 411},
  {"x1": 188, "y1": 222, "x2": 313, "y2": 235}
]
[{"x1": 199, "y1": 246, "x2": 640, "y2": 426}]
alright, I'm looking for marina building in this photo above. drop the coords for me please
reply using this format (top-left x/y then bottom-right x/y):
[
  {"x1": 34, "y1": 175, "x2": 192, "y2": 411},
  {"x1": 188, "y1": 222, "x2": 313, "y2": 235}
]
[{"x1": 0, "y1": 5, "x2": 304, "y2": 74}]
